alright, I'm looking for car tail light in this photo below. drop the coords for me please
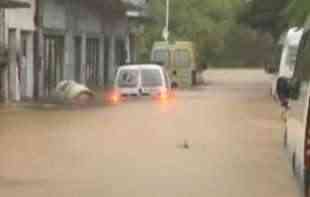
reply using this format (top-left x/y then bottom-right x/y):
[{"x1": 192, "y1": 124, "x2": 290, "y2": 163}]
[
  {"x1": 104, "y1": 89, "x2": 121, "y2": 104},
  {"x1": 111, "y1": 93, "x2": 120, "y2": 103},
  {"x1": 159, "y1": 88, "x2": 169, "y2": 101}
]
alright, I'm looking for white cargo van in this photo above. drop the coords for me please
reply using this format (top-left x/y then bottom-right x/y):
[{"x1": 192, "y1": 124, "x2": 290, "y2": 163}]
[
  {"x1": 111, "y1": 64, "x2": 172, "y2": 102},
  {"x1": 278, "y1": 21, "x2": 310, "y2": 196}
]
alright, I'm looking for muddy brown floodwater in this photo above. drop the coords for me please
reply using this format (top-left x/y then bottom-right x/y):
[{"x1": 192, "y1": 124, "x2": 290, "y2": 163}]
[{"x1": 0, "y1": 69, "x2": 300, "y2": 197}]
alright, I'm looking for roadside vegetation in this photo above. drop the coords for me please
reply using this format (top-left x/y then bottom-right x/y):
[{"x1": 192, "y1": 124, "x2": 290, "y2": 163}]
[{"x1": 137, "y1": 0, "x2": 310, "y2": 69}]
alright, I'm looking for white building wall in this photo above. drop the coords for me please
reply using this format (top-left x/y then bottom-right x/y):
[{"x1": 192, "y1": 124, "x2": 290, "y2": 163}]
[{"x1": 5, "y1": 0, "x2": 35, "y2": 31}]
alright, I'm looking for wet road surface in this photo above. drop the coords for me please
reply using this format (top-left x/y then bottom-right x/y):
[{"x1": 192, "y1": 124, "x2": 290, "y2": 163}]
[{"x1": 0, "y1": 69, "x2": 299, "y2": 197}]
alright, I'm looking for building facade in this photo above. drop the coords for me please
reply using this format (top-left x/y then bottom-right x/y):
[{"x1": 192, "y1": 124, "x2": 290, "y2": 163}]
[
  {"x1": 0, "y1": 0, "x2": 150, "y2": 102},
  {"x1": 34, "y1": 0, "x2": 129, "y2": 98},
  {"x1": 0, "y1": 0, "x2": 31, "y2": 102},
  {"x1": 5, "y1": 0, "x2": 35, "y2": 101}
]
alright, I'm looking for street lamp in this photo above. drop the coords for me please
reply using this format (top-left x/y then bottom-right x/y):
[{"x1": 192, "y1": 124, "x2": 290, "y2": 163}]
[{"x1": 162, "y1": 0, "x2": 170, "y2": 41}]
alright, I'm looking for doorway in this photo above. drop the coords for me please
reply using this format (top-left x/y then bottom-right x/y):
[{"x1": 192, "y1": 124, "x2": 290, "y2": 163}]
[{"x1": 44, "y1": 35, "x2": 64, "y2": 95}]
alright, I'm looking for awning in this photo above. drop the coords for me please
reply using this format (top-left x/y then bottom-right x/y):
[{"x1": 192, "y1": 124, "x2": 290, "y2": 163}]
[{"x1": 0, "y1": 0, "x2": 30, "y2": 9}]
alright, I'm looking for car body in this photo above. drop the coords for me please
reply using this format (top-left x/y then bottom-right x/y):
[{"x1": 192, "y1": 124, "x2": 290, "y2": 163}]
[{"x1": 114, "y1": 64, "x2": 171, "y2": 99}]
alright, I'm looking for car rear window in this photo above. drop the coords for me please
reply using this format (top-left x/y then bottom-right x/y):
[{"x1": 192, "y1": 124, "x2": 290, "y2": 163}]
[
  {"x1": 141, "y1": 69, "x2": 163, "y2": 87},
  {"x1": 117, "y1": 69, "x2": 139, "y2": 88}
]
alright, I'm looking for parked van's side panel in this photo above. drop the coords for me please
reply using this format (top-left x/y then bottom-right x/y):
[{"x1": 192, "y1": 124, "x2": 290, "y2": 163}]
[
  {"x1": 272, "y1": 28, "x2": 304, "y2": 99},
  {"x1": 285, "y1": 29, "x2": 310, "y2": 195}
]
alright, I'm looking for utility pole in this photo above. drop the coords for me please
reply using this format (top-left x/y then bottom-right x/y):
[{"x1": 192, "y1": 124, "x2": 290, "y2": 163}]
[
  {"x1": 162, "y1": 0, "x2": 170, "y2": 41},
  {"x1": 166, "y1": 0, "x2": 169, "y2": 36}
]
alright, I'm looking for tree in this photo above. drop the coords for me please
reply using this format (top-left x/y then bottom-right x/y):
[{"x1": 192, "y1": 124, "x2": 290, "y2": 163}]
[
  {"x1": 237, "y1": 0, "x2": 289, "y2": 39},
  {"x1": 139, "y1": 0, "x2": 242, "y2": 64},
  {"x1": 138, "y1": 0, "x2": 275, "y2": 68},
  {"x1": 286, "y1": 0, "x2": 310, "y2": 27}
]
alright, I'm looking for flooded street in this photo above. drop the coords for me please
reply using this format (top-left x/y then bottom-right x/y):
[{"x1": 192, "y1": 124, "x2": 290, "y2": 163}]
[{"x1": 0, "y1": 69, "x2": 299, "y2": 197}]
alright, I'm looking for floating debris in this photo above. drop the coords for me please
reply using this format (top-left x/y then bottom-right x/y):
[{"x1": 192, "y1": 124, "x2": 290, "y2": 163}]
[{"x1": 178, "y1": 140, "x2": 190, "y2": 149}]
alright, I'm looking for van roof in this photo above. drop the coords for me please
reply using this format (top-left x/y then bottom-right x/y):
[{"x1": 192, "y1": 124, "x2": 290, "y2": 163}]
[
  {"x1": 152, "y1": 41, "x2": 194, "y2": 50},
  {"x1": 118, "y1": 64, "x2": 163, "y2": 70}
]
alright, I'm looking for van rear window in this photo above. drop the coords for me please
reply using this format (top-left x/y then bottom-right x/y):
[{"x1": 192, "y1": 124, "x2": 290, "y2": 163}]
[
  {"x1": 117, "y1": 69, "x2": 139, "y2": 88},
  {"x1": 175, "y1": 49, "x2": 190, "y2": 67},
  {"x1": 141, "y1": 69, "x2": 163, "y2": 87}
]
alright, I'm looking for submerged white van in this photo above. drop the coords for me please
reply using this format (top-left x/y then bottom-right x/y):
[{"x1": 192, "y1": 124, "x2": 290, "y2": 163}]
[
  {"x1": 272, "y1": 27, "x2": 304, "y2": 98},
  {"x1": 113, "y1": 64, "x2": 171, "y2": 100}
]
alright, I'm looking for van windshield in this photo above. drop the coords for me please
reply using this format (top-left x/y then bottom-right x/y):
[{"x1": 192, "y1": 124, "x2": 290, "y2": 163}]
[
  {"x1": 141, "y1": 69, "x2": 163, "y2": 87},
  {"x1": 117, "y1": 69, "x2": 139, "y2": 88}
]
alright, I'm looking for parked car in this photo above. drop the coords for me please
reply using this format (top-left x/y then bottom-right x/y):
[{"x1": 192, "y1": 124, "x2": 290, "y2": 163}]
[{"x1": 107, "y1": 64, "x2": 172, "y2": 103}]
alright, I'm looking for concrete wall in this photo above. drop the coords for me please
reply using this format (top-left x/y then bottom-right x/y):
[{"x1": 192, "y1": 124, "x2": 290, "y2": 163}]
[
  {"x1": 5, "y1": 0, "x2": 35, "y2": 31},
  {"x1": 43, "y1": 0, "x2": 128, "y2": 35},
  {"x1": 42, "y1": 0, "x2": 66, "y2": 30}
]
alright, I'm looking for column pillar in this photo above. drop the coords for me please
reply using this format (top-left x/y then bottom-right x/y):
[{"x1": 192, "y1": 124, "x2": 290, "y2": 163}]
[
  {"x1": 64, "y1": 31, "x2": 74, "y2": 80},
  {"x1": 125, "y1": 34, "x2": 131, "y2": 64},
  {"x1": 108, "y1": 35, "x2": 115, "y2": 86},
  {"x1": 80, "y1": 33, "x2": 86, "y2": 84},
  {"x1": 26, "y1": 32, "x2": 34, "y2": 98},
  {"x1": 8, "y1": 29, "x2": 20, "y2": 101},
  {"x1": 98, "y1": 35, "x2": 105, "y2": 86},
  {"x1": 2, "y1": 66, "x2": 8, "y2": 102},
  {"x1": 36, "y1": 30, "x2": 45, "y2": 98}
]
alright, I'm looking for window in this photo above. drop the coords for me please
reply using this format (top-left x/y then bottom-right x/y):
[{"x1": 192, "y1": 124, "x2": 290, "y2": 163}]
[
  {"x1": 86, "y1": 38, "x2": 99, "y2": 86},
  {"x1": 295, "y1": 31, "x2": 310, "y2": 80},
  {"x1": 141, "y1": 69, "x2": 163, "y2": 87},
  {"x1": 152, "y1": 49, "x2": 169, "y2": 66},
  {"x1": 286, "y1": 46, "x2": 298, "y2": 70},
  {"x1": 117, "y1": 69, "x2": 139, "y2": 88},
  {"x1": 175, "y1": 49, "x2": 190, "y2": 67}
]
